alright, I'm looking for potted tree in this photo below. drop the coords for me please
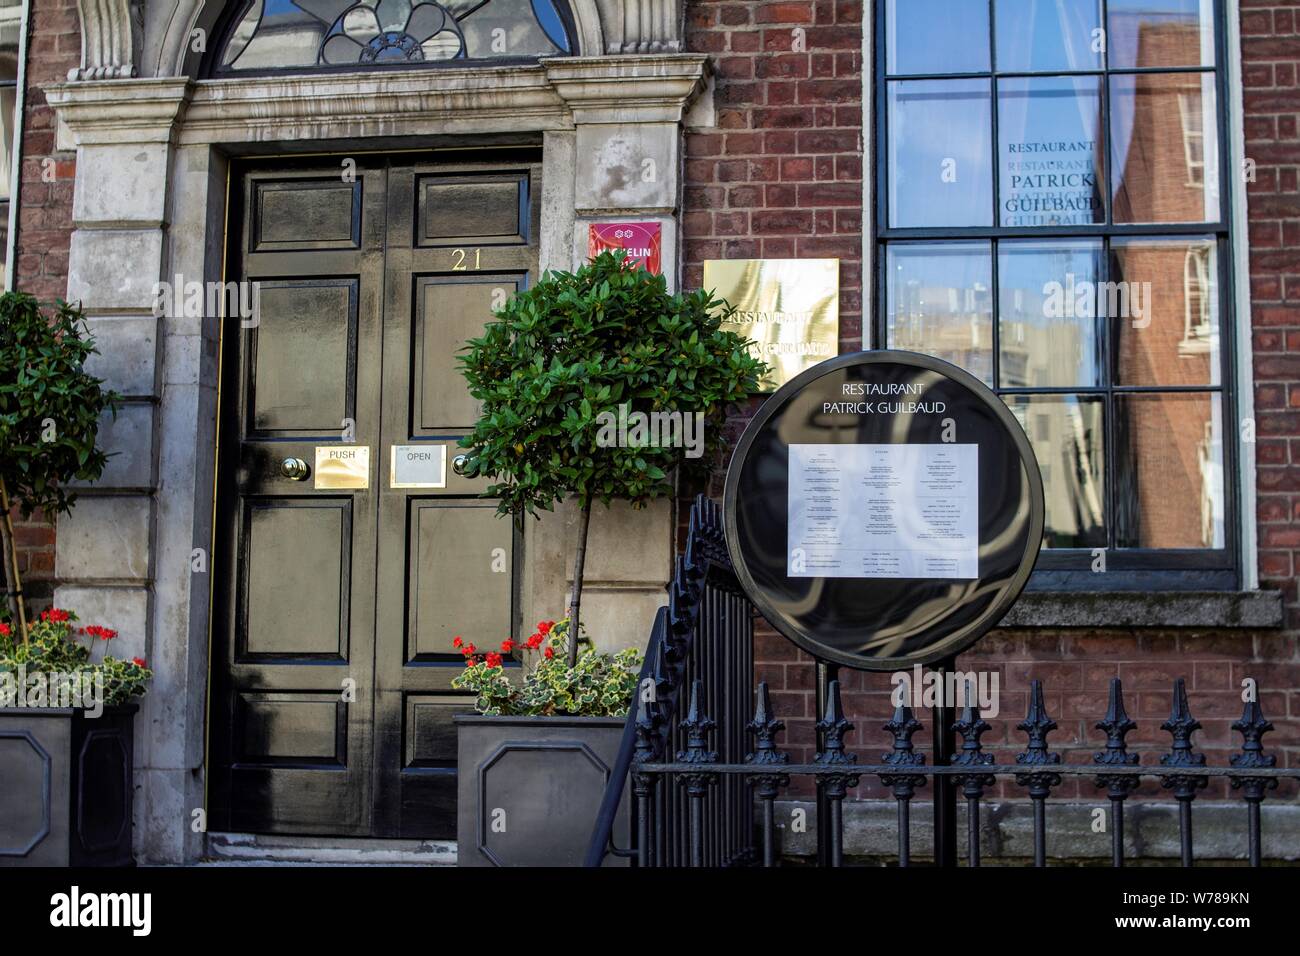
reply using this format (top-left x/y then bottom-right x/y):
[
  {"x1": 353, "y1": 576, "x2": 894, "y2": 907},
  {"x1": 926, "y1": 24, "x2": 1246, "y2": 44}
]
[
  {"x1": 0, "y1": 293, "x2": 148, "y2": 867},
  {"x1": 452, "y1": 252, "x2": 766, "y2": 866}
]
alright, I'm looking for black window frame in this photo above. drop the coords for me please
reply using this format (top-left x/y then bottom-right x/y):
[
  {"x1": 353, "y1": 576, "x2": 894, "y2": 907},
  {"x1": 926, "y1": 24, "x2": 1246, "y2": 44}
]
[{"x1": 872, "y1": 0, "x2": 1240, "y2": 591}]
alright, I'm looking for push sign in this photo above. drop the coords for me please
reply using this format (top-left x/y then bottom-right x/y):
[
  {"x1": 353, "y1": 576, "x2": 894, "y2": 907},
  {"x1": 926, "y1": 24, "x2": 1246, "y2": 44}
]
[{"x1": 723, "y1": 351, "x2": 1044, "y2": 670}]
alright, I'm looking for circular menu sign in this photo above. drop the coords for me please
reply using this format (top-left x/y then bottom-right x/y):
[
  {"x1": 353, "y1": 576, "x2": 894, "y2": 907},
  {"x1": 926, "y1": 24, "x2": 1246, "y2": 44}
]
[{"x1": 724, "y1": 350, "x2": 1044, "y2": 670}]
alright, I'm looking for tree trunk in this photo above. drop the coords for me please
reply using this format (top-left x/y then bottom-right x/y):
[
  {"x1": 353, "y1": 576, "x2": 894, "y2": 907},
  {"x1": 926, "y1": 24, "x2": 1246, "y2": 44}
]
[
  {"x1": 0, "y1": 476, "x2": 30, "y2": 644},
  {"x1": 566, "y1": 500, "x2": 592, "y2": 668}
]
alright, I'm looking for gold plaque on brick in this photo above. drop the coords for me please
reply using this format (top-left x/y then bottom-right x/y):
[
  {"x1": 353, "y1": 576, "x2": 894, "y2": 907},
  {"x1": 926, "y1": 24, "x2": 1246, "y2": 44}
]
[
  {"x1": 703, "y1": 258, "x2": 840, "y2": 391},
  {"x1": 314, "y1": 445, "x2": 370, "y2": 489}
]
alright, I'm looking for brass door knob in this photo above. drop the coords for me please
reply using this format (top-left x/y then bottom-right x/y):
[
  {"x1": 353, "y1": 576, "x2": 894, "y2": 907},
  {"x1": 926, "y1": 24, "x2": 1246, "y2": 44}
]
[
  {"x1": 451, "y1": 454, "x2": 471, "y2": 477},
  {"x1": 280, "y1": 457, "x2": 310, "y2": 480}
]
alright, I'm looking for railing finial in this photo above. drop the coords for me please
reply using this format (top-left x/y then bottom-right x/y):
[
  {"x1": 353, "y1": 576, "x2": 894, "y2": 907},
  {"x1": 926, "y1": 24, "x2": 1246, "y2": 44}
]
[
  {"x1": 1230, "y1": 690, "x2": 1278, "y2": 802},
  {"x1": 1094, "y1": 677, "x2": 1139, "y2": 800}
]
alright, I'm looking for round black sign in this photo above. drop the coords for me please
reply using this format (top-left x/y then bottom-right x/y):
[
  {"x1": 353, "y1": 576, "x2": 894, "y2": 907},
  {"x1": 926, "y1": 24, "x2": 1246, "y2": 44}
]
[{"x1": 724, "y1": 350, "x2": 1044, "y2": 670}]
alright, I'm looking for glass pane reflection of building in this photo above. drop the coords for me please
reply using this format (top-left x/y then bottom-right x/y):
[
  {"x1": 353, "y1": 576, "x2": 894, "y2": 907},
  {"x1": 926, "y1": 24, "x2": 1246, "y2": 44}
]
[{"x1": 880, "y1": 0, "x2": 1230, "y2": 561}]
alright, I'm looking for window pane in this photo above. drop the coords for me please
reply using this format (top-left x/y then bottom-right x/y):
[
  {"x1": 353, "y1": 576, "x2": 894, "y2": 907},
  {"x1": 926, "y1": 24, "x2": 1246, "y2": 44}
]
[
  {"x1": 886, "y1": 0, "x2": 989, "y2": 74},
  {"x1": 998, "y1": 239, "x2": 1105, "y2": 387},
  {"x1": 1110, "y1": 237, "x2": 1220, "y2": 386},
  {"x1": 220, "y1": 0, "x2": 570, "y2": 71},
  {"x1": 995, "y1": 0, "x2": 1102, "y2": 72},
  {"x1": 1107, "y1": 0, "x2": 1215, "y2": 69},
  {"x1": 888, "y1": 79, "x2": 994, "y2": 228},
  {"x1": 1005, "y1": 395, "x2": 1107, "y2": 548},
  {"x1": 886, "y1": 242, "x2": 993, "y2": 385},
  {"x1": 998, "y1": 75, "x2": 1105, "y2": 226},
  {"x1": 1115, "y1": 393, "x2": 1224, "y2": 548},
  {"x1": 1111, "y1": 72, "x2": 1219, "y2": 223}
]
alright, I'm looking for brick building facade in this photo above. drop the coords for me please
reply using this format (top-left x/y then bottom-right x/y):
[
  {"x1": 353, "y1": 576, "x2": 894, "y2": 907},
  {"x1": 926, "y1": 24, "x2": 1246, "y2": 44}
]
[{"x1": 1, "y1": 0, "x2": 1296, "y2": 862}]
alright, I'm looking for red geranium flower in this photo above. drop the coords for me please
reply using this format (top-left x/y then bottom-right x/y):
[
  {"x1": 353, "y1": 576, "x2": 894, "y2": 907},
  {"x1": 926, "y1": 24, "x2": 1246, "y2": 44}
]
[
  {"x1": 452, "y1": 636, "x2": 463, "y2": 648},
  {"x1": 537, "y1": 620, "x2": 553, "y2": 636},
  {"x1": 132, "y1": 657, "x2": 147, "y2": 668},
  {"x1": 485, "y1": 652, "x2": 503, "y2": 668},
  {"x1": 500, "y1": 639, "x2": 514, "y2": 653},
  {"x1": 0, "y1": 622, "x2": 10, "y2": 637},
  {"x1": 543, "y1": 646, "x2": 555, "y2": 659},
  {"x1": 525, "y1": 633, "x2": 542, "y2": 650}
]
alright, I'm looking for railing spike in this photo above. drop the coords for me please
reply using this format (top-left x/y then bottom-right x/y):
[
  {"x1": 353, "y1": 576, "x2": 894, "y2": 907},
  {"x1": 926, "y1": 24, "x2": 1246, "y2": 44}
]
[
  {"x1": 814, "y1": 680, "x2": 856, "y2": 764},
  {"x1": 1015, "y1": 680, "x2": 1061, "y2": 866},
  {"x1": 1094, "y1": 677, "x2": 1140, "y2": 791},
  {"x1": 1160, "y1": 677, "x2": 1205, "y2": 770},
  {"x1": 952, "y1": 680, "x2": 994, "y2": 789},
  {"x1": 1159, "y1": 677, "x2": 1207, "y2": 866},
  {"x1": 1230, "y1": 687, "x2": 1278, "y2": 867},
  {"x1": 746, "y1": 681, "x2": 789, "y2": 867}
]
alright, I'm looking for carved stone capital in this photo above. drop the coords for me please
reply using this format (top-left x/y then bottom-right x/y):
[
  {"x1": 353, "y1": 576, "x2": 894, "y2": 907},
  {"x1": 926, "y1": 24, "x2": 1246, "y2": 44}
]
[{"x1": 69, "y1": 0, "x2": 143, "y2": 80}]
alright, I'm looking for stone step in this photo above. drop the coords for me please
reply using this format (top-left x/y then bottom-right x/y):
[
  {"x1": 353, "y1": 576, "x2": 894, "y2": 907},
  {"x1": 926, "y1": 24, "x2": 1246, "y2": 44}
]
[{"x1": 204, "y1": 832, "x2": 457, "y2": 866}]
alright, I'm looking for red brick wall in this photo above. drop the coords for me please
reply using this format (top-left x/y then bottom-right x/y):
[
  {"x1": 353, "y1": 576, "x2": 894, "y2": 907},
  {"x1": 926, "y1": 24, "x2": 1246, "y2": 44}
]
[
  {"x1": 693, "y1": 0, "x2": 1300, "y2": 806},
  {"x1": 682, "y1": 0, "x2": 863, "y2": 352},
  {"x1": 2, "y1": 0, "x2": 79, "y2": 611}
]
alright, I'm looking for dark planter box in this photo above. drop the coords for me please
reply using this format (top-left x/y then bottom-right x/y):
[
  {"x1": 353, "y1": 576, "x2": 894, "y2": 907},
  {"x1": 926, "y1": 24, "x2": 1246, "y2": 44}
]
[
  {"x1": 0, "y1": 706, "x2": 136, "y2": 866},
  {"x1": 455, "y1": 714, "x2": 630, "y2": 867}
]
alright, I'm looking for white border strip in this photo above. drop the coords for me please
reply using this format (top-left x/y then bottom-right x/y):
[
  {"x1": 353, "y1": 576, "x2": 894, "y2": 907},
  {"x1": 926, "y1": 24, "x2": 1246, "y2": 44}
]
[{"x1": 1225, "y1": 0, "x2": 1259, "y2": 589}]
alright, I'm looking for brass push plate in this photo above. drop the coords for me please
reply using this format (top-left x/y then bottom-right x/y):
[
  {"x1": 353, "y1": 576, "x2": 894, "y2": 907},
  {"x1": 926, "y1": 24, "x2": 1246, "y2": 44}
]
[
  {"x1": 390, "y1": 444, "x2": 447, "y2": 489},
  {"x1": 314, "y1": 446, "x2": 370, "y2": 489},
  {"x1": 703, "y1": 258, "x2": 840, "y2": 391}
]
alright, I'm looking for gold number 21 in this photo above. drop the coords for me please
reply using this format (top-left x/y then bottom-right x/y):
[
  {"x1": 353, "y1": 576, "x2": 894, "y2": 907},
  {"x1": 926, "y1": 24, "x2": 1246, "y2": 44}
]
[{"x1": 451, "y1": 248, "x2": 481, "y2": 271}]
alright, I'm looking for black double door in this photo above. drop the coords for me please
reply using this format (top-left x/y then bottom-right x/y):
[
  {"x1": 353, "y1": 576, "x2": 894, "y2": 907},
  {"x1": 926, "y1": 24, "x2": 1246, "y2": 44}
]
[{"x1": 210, "y1": 153, "x2": 537, "y2": 838}]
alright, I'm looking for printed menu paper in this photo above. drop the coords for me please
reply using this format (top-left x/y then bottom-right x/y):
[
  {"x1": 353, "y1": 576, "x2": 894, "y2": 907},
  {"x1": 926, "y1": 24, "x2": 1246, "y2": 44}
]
[{"x1": 788, "y1": 443, "x2": 979, "y2": 579}]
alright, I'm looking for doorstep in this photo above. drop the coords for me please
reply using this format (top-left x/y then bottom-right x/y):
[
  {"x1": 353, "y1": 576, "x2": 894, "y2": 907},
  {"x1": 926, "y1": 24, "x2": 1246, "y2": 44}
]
[{"x1": 202, "y1": 832, "x2": 457, "y2": 866}]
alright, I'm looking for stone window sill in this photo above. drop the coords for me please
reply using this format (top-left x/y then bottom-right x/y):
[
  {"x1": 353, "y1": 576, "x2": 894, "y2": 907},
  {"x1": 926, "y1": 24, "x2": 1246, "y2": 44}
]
[{"x1": 999, "y1": 590, "x2": 1284, "y2": 629}]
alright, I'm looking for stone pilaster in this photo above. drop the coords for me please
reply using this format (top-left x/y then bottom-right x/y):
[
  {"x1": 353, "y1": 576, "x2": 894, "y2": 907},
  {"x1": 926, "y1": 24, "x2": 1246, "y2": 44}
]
[{"x1": 48, "y1": 78, "x2": 200, "y2": 864}]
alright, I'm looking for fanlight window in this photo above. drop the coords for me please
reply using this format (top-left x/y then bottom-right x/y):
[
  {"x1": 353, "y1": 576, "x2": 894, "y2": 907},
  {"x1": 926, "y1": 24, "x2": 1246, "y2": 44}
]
[{"x1": 216, "y1": 0, "x2": 573, "y2": 72}]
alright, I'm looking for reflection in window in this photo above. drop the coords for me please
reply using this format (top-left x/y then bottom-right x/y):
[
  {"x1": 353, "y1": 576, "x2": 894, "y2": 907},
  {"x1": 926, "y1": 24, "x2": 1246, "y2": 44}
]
[
  {"x1": 1114, "y1": 393, "x2": 1224, "y2": 548},
  {"x1": 878, "y1": 0, "x2": 1233, "y2": 569},
  {"x1": 994, "y1": 0, "x2": 1102, "y2": 73},
  {"x1": 1111, "y1": 73, "x2": 1219, "y2": 223},
  {"x1": 0, "y1": 0, "x2": 21, "y2": 285},
  {"x1": 1005, "y1": 395, "x2": 1106, "y2": 548},
  {"x1": 886, "y1": 0, "x2": 988, "y2": 75},
  {"x1": 1107, "y1": 0, "x2": 1215, "y2": 69},
  {"x1": 998, "y1": 75, "x2": 1104, "y2": 227},
  {"x1": 1110, "y1": 237, "x2": 1219, "y2": 386},
  {"x1": 886, "y1": 242, "x2": 993, "y2": 385},
  {"x1": 887, "y1": 80, "x2": 993, "y2": 228},
  {"x1": 998, "y1": 240, "x2": 1104, "y2": 388},
  {"x1": 217, "y1": 0, "x2": 573, "y2": 72}
]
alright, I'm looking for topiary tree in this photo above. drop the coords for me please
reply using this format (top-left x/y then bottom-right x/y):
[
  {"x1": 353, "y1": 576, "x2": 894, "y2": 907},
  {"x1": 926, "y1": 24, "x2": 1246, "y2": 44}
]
[
  {"x1": 0, "y1": 293, "x2": 120, "y2": 644},
  {"x1": 458, "y1": 252, "x2": 767, "y2": 665}
]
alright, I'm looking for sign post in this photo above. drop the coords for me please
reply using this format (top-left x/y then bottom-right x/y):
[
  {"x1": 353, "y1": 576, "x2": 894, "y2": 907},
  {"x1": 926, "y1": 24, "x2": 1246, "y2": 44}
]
[{"x1": 724, "y1": 350, "x2": 1045, "y2": 865}]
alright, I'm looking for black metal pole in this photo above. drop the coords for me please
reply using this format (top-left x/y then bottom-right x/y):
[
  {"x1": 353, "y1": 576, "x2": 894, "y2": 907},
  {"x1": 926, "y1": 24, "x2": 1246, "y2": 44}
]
[
  {"x1": 815, "y1": 659, "x2": 840, "y2": 867},
  {"x1": 932, "y1": 654, "x2": 958, "y2": 867}
]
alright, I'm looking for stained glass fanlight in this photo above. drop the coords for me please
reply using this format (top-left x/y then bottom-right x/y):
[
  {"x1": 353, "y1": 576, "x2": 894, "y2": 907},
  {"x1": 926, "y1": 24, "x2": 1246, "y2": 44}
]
[{"x1": 216, "y1": 0, "x2": 574, "y2": 72}]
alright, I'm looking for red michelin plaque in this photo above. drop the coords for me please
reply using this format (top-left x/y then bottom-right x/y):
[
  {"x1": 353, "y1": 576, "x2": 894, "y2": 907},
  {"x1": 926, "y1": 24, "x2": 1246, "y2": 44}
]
[{"x1": 588, "y1": 221, "x2": 662, "y2": 274}]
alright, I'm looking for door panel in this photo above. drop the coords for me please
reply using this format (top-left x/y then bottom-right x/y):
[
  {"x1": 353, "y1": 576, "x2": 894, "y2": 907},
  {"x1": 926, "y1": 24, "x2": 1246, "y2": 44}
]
[
  {"x1": 407, "y1": 501, "x2": 515, "y2": 661},
  {"x1": 214, "y1": 152, "x2": 539, "y2": 839},
  {"x1": 241, "y1": 500, "x2": 351, "y2": 660},
  {"x1": 248, "y1": 279, "x2": 358, "y2": 435},
  {"x1": 212, "y1": 161, "x2": 387, "y2": 836},
  {"x1": 413, "y1": 275, "x2": 523, "y2": 434},
  {"x1": 371, "y1": 159, "x2": 538, "y2": 838}
]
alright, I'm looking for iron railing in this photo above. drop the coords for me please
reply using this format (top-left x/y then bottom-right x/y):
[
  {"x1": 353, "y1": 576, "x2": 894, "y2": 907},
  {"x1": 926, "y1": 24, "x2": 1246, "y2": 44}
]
[
  {"x1": 586, "y1": 496, "x2": 1300, "y2": 867},
  {"x1": 584, "y1": 494, "x2": 754, "y2": 867}
]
